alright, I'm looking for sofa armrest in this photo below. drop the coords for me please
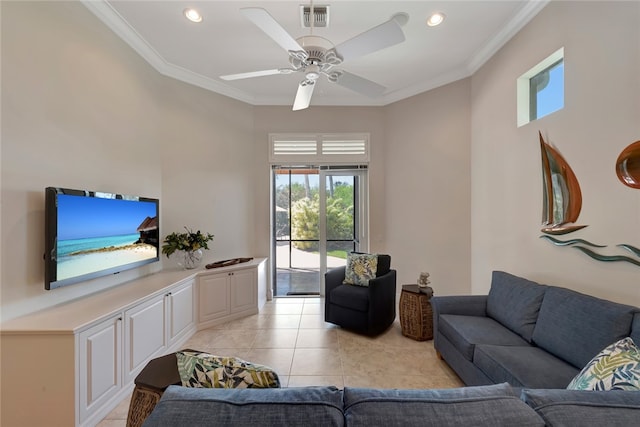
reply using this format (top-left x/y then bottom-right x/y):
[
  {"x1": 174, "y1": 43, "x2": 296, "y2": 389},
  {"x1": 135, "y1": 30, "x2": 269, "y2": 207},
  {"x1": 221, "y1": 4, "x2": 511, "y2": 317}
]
[
  {"x1": 368, "y1": 269, "x2": 397, "y2": 309},
  {"x1": 325, "y1": 266, "x2": 346, "y2": 320},
  {"x1": 432, "y1": 295, "x2": 488, "y2": 352},
  {"x1": 431, "y1": 295, "x2": 488, "y2": 317},
  {"x1": 325, "y1": 267, "x2": 346, "y2": 297},
  {"x1": 368, "y1": 269, "x2": 397, "y2": 335}
]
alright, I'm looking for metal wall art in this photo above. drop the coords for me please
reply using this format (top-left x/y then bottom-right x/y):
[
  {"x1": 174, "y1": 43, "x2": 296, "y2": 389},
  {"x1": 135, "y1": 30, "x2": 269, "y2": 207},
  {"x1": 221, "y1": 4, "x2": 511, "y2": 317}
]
[
  {"x1": 538, "y1": 133, "x2": 640, "y2": 268},
  {"x1": 539, "y1": 132, "x2": 587, "y2": 235},
  {"x1": 616, "y1": 140, "x2": 640, "y2": 189}
]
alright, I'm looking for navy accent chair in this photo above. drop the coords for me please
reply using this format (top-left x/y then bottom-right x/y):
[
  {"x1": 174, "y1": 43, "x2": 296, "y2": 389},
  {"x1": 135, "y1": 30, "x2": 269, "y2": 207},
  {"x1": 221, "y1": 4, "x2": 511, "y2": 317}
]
[{"x1": 324, "y1": 254, "x2": 396, "y2": 336}]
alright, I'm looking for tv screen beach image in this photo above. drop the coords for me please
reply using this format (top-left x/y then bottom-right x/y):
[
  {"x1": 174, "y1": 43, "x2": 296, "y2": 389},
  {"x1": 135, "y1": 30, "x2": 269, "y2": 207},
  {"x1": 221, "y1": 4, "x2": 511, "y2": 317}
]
[{"x1": 56, "y1": 194, "x2": 158, "y2": 281}]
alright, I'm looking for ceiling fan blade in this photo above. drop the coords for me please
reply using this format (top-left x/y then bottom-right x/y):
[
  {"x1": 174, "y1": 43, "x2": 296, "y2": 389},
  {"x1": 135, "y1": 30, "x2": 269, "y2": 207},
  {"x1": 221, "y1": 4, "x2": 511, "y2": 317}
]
[
  {"x1": 292, "y1": 81, "x2": 316, "y2": 111},
  {"x1": 331, "y1": 71, "x2": 385, "y2": 97},
  {"x1": 220, "y1": 68, "x2": 292, "y2": 81},
  {"x1": 334, "y1": 17, "x2": 405, "y2": 63},
  {"x1": 241, "y1": 8, "x2": 304, "y2": 53}
]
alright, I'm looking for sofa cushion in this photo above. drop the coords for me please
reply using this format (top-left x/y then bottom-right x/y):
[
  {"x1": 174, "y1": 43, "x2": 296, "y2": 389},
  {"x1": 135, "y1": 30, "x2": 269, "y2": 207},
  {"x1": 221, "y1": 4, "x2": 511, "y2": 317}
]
[
  {"x1": 142, "y1": 385, "x2": 345, "y2": 427},
  {"x1": 521, "y1": 388, "x2": 640, "y2": 426},
  {"x1": 439, "y1": 314, "x2": 530, "y2": 361},
  {"x1": 474, "y1": 344, "x2": 579, "y2": 389},
  {"x1": 531, "y1": 286, "x2": 636, "y2": 369},
  {"x1": 486, "y1": 271, "x2": 547, "y2": 343},
  {"x1": 176, "y1": 351, "x2": 280, "y2": 389},
  {"x1": 343, "y1": 383, "x2": 543, "y2": 426},
  {"x1": 343, "y1": 253, "x2": 377, "y2": 286},
  {"x1": 567, "y1": 337, "x2": 640, "y2": 391},
  {"x1": 330, "y1": 284, "x2": 369, "y2": 312}
]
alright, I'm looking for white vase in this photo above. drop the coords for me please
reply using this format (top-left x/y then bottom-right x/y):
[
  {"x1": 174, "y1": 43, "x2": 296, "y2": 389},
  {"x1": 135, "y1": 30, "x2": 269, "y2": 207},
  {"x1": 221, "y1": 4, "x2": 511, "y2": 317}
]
[{"x1": 179, "y1": 249, "x2": 203, "y2": 270}]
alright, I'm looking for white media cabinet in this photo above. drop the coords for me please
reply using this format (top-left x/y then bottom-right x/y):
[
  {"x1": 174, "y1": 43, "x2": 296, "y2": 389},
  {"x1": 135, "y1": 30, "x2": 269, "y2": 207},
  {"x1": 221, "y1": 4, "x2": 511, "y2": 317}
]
[{"x1": 0, "y1": 257, "x2": 267, "y2": 427}]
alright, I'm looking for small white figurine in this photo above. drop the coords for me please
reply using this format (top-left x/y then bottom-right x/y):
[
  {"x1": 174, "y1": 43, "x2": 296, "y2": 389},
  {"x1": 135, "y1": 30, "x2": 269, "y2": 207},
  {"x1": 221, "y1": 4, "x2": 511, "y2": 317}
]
[
  {"x1": 417, "y1": 272, "x2": 430, "y2": 288},
  {"x1": 418, "y1": 272, "x2": 433, "y2": 298}
]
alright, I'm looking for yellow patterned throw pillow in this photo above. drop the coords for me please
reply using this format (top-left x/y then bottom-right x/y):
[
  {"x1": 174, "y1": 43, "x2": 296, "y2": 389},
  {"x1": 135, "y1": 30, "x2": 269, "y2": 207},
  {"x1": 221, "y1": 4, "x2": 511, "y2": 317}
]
[
  {"x1": 176, "y1": 351, "x2": 281, "y2": 389},
  {"x1": 343, "y1": 253, "x2": 378, "y2": 286},
  {"x1": 567, "y1": 337, "x2": 640, "y2": 391}
]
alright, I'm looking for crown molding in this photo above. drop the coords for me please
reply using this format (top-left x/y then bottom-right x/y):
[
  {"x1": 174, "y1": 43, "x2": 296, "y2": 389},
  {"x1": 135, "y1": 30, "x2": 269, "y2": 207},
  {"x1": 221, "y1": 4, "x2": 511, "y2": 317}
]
[
  {"x1": 465, "y1": 0, "x2": 550, "y2": 74},
  {"x1": 80, "y1": 0, "x2": 255, "y2": 104},
  {"x1": 82, "y1": 1, "x2": 549, "y2": 107},
  {"x1": 381, "y1": 67, "x2": 473, "y2": 106}
]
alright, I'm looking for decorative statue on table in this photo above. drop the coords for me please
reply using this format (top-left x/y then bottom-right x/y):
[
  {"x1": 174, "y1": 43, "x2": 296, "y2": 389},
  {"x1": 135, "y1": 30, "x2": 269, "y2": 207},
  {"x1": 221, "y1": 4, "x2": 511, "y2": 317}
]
[{"x1": 417, "y1": 272, "x2": 434, "y2": 299}]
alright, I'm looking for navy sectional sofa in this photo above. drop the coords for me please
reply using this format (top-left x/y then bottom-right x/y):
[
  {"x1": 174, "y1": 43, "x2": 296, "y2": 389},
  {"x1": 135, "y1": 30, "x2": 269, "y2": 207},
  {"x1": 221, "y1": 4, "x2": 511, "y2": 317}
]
[
  {"x1": 431, "y1": 271, "x2": 640, "y2": 388},
  {"x1": 140, "y1": 271, "x2": 640, "y2": 426},
  {"x1": 142, "y1": 383, "x2": 640, "y2": 426}
]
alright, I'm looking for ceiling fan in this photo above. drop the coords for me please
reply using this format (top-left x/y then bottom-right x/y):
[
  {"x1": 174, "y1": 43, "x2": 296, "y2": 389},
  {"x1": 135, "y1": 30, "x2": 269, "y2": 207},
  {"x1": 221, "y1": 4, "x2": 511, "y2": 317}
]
[{"x1": 220, "y1": 5, "x2": 408, "y2": 111}]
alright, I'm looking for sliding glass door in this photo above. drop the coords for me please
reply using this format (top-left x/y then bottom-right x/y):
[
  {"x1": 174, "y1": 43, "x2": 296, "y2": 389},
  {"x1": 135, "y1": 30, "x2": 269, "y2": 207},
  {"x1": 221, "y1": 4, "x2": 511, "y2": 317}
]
[
  {"x1": 272, "y1": 167, "x2": 368, "y2": 297},
  {"x1": 273, "y1": 168, "x2": 321, "y2": 296}
]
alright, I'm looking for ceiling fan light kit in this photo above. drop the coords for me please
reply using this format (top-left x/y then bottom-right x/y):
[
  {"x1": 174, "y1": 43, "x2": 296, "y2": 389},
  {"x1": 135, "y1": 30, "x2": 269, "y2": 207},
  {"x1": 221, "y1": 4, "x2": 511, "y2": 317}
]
[{"x1": 219, "y1": 6, "x2": 408, "y2": 111}]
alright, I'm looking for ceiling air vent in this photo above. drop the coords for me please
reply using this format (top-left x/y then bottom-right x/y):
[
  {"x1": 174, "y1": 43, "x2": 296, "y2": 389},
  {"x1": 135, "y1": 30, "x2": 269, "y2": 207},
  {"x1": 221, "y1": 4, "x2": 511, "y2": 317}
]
[{"x1": 300, "y1": 5, "x2": 329, "y2": 28}]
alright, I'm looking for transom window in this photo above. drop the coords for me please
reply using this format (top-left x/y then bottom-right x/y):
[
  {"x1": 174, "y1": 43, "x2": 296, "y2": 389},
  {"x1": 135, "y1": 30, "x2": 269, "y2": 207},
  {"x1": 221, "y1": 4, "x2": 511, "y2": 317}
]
[
  {"x1": 517, "y1": 48, "x2": 564, "y2": 127},
  {"x1": 269, "y1": 133, "x2": 369, "y2": 164}
]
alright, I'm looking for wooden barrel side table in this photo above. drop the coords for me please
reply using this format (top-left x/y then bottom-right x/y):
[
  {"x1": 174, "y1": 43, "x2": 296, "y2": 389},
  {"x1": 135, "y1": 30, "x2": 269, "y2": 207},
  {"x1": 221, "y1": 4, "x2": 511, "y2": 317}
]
[
  {"x1": 126, "y1": 349, "x2": 201, "y2": 427},
  {"x1": 399, "y1": 284, "x2": 433, "y2": 341}
]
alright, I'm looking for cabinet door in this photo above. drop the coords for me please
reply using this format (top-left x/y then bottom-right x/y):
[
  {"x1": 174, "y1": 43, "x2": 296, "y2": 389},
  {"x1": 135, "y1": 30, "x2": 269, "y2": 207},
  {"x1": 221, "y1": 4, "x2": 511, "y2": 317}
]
[
  {"x1": 230, "y1": 269, "x2": 257, "y2": 314},
  {"x1": 78, "y1": 315, "x2": 122, "y2": 423},
  {"x1": 124, "y1": 295, "x2": 166, "y2": 383},
  {"x1": 168, "y1": 279, "x2": 195, "y2": 347},
  {"x1": 198, "y1": 273, "x2": 230, "y2": 323}
]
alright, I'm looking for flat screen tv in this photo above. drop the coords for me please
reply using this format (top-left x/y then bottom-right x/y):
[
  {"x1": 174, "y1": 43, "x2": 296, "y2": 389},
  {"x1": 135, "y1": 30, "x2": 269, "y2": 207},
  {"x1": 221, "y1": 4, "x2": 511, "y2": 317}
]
[{"x1": 44, "y1": 187, "x2": 160, "y2": 290}]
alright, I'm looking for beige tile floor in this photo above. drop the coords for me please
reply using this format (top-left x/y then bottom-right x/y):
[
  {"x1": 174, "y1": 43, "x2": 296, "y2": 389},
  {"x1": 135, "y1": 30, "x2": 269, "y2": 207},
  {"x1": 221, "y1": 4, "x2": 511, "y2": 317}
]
[{"x1": 98, "y1": 297, "x2": 463, "y2": 426}]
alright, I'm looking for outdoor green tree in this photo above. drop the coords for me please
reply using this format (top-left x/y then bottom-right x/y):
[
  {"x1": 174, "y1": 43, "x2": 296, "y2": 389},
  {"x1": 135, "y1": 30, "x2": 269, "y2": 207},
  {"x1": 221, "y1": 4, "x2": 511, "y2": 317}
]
[
  {"x1": 291, "y1": 196, "x2": 319, "y2": 250},
  {"x1": 291, "y1": 187, "x2": 354, "y2": 252},
  {"x1": 325, "y1": 196, "x2": 353, "y2": 251},
  {"x1": 275, "y1": 182, "x2": 316, "y2": 211}
]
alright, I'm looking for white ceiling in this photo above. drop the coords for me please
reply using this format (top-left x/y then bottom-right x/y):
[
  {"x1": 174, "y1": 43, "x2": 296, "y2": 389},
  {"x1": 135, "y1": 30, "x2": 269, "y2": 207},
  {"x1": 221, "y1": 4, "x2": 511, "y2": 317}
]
[{"x1": 83, "y1": 1, "x2": 548, "y2": 108}]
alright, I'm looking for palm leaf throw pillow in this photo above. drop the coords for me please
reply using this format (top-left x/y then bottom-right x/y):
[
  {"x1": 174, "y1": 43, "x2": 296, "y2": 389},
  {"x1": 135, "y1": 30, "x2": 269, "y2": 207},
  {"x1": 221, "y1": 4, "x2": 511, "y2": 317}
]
[
  {"x1": 343, "y1": 253, "x2": 378, "y2": 286},
  {"x1": 567, "y1": 337, "x2": 640, "y2": 391},
  {"x1": 176, "y1": 351, "x2": 281, "y2": 389}
]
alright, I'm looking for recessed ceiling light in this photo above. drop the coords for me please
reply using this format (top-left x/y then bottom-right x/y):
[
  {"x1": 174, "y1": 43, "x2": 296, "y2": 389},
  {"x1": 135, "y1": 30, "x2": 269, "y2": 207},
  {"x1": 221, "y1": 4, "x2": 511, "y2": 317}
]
[
  {"x1": 184, "y1": 8, "x2": 203, "y2": 23},
  {"x1": 426, "y1": 12, "x2": 445, "y2": 27}
]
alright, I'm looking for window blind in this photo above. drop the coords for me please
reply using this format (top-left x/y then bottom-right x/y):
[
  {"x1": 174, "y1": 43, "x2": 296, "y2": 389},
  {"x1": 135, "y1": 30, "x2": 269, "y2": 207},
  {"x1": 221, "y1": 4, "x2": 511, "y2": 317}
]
[{"x1": 269, "y1": 133, "x2": 369, "y2": 164}]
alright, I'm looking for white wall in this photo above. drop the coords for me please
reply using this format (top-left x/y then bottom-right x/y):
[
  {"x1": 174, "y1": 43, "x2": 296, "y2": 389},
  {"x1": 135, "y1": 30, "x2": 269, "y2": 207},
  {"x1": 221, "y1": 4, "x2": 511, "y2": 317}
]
[
  {"x1": 385, "y1": 80, "x2": 472, "y2": 293},
  {"x1": 3, "y1": 0, "x2": 638, "y2": 324},
  {"x1": 471, "y1": 1, "x2": 640, "y2": 305},
  {"x1": 1, "y1": 1, "x2": 255, "y2": 322},
  {"x1": 155, "y1": 76, "x2": 256, "y2": 267}
]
